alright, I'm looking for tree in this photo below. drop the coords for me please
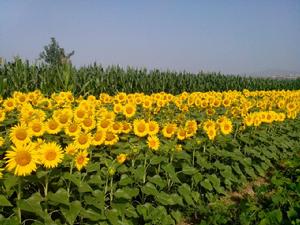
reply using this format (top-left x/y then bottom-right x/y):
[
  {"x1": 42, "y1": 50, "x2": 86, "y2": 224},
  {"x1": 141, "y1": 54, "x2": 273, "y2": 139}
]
[{"x1": 39, "y1": 37, "x2": 74, "y2": 66}]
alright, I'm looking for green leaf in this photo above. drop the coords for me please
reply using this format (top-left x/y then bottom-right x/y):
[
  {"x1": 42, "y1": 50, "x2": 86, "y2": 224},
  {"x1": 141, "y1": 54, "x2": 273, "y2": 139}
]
[
  {"x1": 4, "y1": 175, "x2": 18, "y2": 192},
  {"x1": 118, "y1": 174, "x2": 134, "y2": 186},
  {"x1": 18, "y1": 192, "x2": 46, "y2": 219},
  {"x1": 155, "y1": 192, "x2": 177, "y2": 206},
  {"x1": 48, "y1": 188, "x2": 69, "y2": 205},
  {"x1": 148, "y1": 175, "x2": 167, "y2": 189},
  {"x1": 171, "y1": 210, "x2": 182, "y2": 224},
  {"x1": 106, "y1": 209, "x2": 122, "y2": 225},
  {"x1": 150, "y1": 155, "x2": 165, "y2": 165},
  {"x1": 181, "y1": 164, "x2": 198, "y2": 175},
  {"x1": 200, "y1": 179, "x2": 213, "y2": 191},
  {"x1": 114, "y1": 188, "x2": 139, "y2": 200},
  {"x1": 162, "y1": 164, "x2": 181, "y2": 183},
  {"x1": 61, "y1": 201, "x2": 81, "y2": 225},
  {"x1": 178, "y1": 184, "x2": 195, "y2": 206},
  {"x1": 208, "y1": 174, "x2": 225, "y2": 194},
  {"x1": 141, "y1": 182, "x2": 159, "y2": 196},
  {"x1": 80, "y1": 208, "x2": 104, "y2": 221},
  {"x1": 0, "y1": 195, "x2": 12, "y2": 207}
]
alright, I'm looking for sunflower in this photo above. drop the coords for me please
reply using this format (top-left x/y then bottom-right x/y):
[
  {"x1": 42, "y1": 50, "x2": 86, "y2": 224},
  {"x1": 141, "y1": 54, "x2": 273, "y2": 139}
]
[
  {"x1": 5, "y1": 143, "x2": 39, "y2": 176},
  {"x1": 219, "y1": 120, "x2": 233, "y2": 135},
  {"x1": 0, "y1": 168, "x2": 3, "y2": 178},
  {"x1": 203, "y1": 120, "x2": 216, "y2": 132},
  {"x1": 54, "y1": 109, "x2": 73, "y2": 127},
  {"x1": 206, "y1": 127, "x2": 217, "y2": 141},
  {"x1": 3, "y1": 98, "x2": 16, "y2": 111},
  {"x1": 97, "y1": 119, "x2": 113, "y2": 131},
  {"x1": 74, "y1": 107, "x2": 87, "y2": 122},
  {"x1": 133, "y1": 119, "x2": 148, "y2": 137},
  {"x1": 104, "y1": 131, "x2": 119, "y2": 146},
  {"x1": 142, "y1": 98, "x2": 152, "y2": 109},
  {"x1": 177, "y1": 128, "x2": 187, "y2": 141},
  {"x1": 40, "y1": 142, "x2": 64, "y2": 169},
  {"x1": 148, "y1": 121, "x2": 159, "y2": 135},
  {"x1": 28, "y1": 120, "x2": 45, "y2": 137},
  {"x1": 64, "y1": 121, "x2": 81, "y2": 136},
  {"x1": 0, "y1": 136, "x2": 4, "y2": 147},
  {"x1": 162, "y1": 123, "x2": 177, "y2": 138},
  {"x1": 0, "y1": 110, "x2": 6, "y2": 122},
  {"x1": 74, "y1": 132, "x2": 92, "y2": 149},
  {"x1": 81, "y1": 117, "x2": 96, "y2": 131},
  {"x1": 147, "y1": 135, "x2": 160, "y2": 151},
  {"x1": 116, "y1": 153, "x2": 127, "y2": 164},
  {"x1": 123, "y1": 103, "x2": 136, "y2": 118},
  {"x1": 113, "y1": 103, "x2": 123, "y2": 114},
  {"x1": 75, "y1": 150, "x2": 89, "y2": 171},
  {"x1": 10, "y1": 124, "x2": 31, "y2": 144},
  {"x1": 92, "y1": 130, "x2": 106, "y2": 146},
  {"x1": 64, "y1": 143, "x2": 78, "y2": 155},
  {"x1": 121, "y1": 122, "x2": 132, "y2": 134},
  {"x1": 243, "y1": 115, "x2": 253, "y2": 126},
  {"x1": 45, "y1": 119, "x2": 62, "y2": 134}
]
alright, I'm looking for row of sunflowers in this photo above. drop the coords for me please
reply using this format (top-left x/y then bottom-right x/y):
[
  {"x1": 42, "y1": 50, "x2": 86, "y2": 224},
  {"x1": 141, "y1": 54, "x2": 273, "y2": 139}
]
[{"x1": 0, "y1": 90, "x2": 299, "y2": 178}]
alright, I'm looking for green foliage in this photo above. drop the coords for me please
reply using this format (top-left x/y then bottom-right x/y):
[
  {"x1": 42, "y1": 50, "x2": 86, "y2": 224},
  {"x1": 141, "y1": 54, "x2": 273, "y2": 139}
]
[
  {"x1": 0, "y1": 117, "x2": 299, "y2": 224},
  {"x1": 1, "y1": 59, "x2": 300, "y2": 97},
  {"x1": 39, "y1": 37, "x2": 75, "y2": 66}
]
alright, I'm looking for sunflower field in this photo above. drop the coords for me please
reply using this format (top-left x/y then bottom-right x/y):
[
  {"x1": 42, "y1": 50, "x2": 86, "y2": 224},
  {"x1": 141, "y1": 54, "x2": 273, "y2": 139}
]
[{"x1": 0, "y1": 89, "x2": 300, "y2": 225}]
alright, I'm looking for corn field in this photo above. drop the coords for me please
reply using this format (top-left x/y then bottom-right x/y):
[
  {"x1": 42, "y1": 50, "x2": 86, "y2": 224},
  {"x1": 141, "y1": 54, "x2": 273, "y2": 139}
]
[{"x1": 1, "y1": 58, "x2": 299, "y2": 98}]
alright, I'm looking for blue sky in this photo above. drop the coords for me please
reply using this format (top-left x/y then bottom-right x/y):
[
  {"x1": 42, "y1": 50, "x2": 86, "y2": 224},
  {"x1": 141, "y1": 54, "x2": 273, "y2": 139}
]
[{"x1": 0, "y1": 0, "x2": 299, "y2": 75}]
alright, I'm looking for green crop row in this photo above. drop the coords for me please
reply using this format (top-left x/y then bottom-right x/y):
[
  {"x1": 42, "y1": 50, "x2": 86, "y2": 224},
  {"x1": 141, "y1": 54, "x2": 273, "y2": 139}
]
[{"x1": 0, "y1": 58, "x2": 299, "y2": 97}]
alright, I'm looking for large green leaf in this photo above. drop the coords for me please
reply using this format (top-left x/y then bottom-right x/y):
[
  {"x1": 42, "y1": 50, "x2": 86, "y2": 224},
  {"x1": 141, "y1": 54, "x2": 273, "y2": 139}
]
[
  {"x1": 48, "y1": 188, "x2": 69, "y2": 205},
  {"x1": 141, "y1": 182, "x2": 159, "y2": 196},
  {"x1": 61, "y1": 201, "x2": 81, "y2": 225},
  {"x1": 0, "y1": 195, "x2": 12, "y2": 207},
  {"x1": 200, "y1": 179, "x2": 213, "y2": 191},
  {"x1": 178, "y1": 183, "x2": 195, "y2": 206}
]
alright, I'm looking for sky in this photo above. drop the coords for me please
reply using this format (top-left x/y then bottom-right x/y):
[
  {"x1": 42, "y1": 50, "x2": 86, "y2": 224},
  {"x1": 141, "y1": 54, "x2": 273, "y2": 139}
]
[{"x1": 0, "y1": 0, "x2": 299, "y2": 75}]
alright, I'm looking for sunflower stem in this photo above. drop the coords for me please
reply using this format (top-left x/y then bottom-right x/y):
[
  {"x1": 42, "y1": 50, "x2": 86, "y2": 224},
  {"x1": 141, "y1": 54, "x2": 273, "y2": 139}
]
[
  {"x1": 109, "y1": 176, "x2": 113, "y2": 205},
  {"x1": 44, "y1": 172, "x2": 49, "y2": 215},
  {"x1": 17, "y1": 178, "x2": 22, "y2": 224}
]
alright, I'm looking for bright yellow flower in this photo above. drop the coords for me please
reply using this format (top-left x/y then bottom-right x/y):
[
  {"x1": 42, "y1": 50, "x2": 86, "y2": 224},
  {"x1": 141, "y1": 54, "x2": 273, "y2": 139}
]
[
  {"x1": 28, "y1": 120, "x2": 45, "y2": 137},
  {"x1": 147, "y1": 135, "x2": 160, "y2": 151},
  {"x1": 133, "y1": 119, "x2": 148, "y2": 137},
  {"x1": 219, "y1": 120, "x2": 233, "y2": 135},
  {"x1": 5, "y1": 143, "x2": 39, "y2": 176},
  {"x1": 64, "y1": 121, "x2": 81, "y2": 136},
  {"x1": 40, "y1": 142, "x2": 64, "y2": 169},
  {"x1": 64, "y1": 143, "x2": 78, "y2": 155},
  {"x1": 45, "y1": 119, "x2": 62, "y2": 134},
  {"x1": 123, "y1": 103, "x2": 136, "y2": 118},
  {"x1": 75, "y1": 150, "x2": 89, "y2": 171},
  {"x1": 117, "y1": 153, "x2": 127, "y2": 164},
  {"x1": 92, "y1": 130, "x2": 106, "y2": 146},
  {"x1": 162, "y1": 123, "x2": 177, "y2": 138},
  {"x1": 104, "y1": 131, "x2": 119, "y2": 146},
  {"x1": 147, "y1": 120, "x2": 159, "y2": 135},
  {"x1": 206, "y1": 127, "x2": 217, "y2": 141},
  {"x1": 10, "y1": 124, "x2": 31, "y2": 145},
  {"x1": 74, "y1": 132, "x2": 92, "y2": 149}
]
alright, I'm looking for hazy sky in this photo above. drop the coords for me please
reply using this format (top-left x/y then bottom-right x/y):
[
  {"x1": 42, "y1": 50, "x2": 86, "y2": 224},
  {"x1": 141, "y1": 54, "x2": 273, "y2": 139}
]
[{"x1": 0, "y1": 0, "x2": 299, "y2": 75}]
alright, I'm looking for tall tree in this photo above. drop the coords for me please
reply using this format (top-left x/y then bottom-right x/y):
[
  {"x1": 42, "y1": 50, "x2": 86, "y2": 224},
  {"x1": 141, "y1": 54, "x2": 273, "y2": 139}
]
[{"x1": 39, "y1": 37, "x2": 74, "y2": 66}]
